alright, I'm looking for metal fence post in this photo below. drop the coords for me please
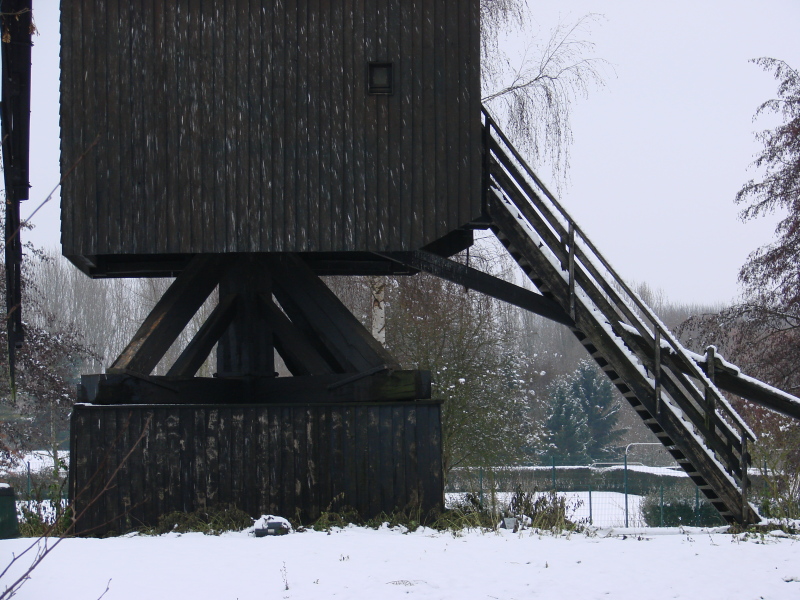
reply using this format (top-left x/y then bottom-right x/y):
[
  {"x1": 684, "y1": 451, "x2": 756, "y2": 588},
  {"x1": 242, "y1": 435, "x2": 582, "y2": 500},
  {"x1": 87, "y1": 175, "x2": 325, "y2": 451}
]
[
  {"x1": 479, "y1": 467, "x2": 483, "y2": 509},
  {"x1": 624, "y1": 452, "x2": 629, "y2": 527},
  {"x1": 26, "y1": 461, "x2": 30, "y2": 498},
  {"x1": 589, "y1": 485, "x2": 593, "y2": 525},
  {"x1": 551, "y1": 456, "x2": 556, "y2": 491},
  {"x1": 660, "y1": 484, "x2": 664, "y2": 527},
  {"x1": 695, "y1": 486, "x2": 700, "y2": 526}
]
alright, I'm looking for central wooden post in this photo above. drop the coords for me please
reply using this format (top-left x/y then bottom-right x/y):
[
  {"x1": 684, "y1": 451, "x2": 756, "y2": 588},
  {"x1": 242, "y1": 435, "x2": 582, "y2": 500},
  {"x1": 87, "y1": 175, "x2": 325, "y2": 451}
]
[{"x1": 216, "y1": 255, "x2": 275, "y2": 378}]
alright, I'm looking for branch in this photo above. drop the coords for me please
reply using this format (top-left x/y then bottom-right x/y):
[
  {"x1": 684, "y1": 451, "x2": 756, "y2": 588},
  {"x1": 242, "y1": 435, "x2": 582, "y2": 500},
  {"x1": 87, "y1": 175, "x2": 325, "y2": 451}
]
[
  {"x1": 5, "y1": 134, "x2": 100, "y2": 246},
  {"x1": 0, "y1": 413, "x2": 151, "y2": 599}
]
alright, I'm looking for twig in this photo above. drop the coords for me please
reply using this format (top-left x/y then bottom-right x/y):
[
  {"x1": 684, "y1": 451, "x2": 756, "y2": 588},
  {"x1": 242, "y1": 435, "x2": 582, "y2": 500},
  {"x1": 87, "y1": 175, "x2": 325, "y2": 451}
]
[
  {"x1": 0, "y1": 413, "x2": 151, "y2": 599},
  {"x1": 96, "y1": 578, "x2": 112, "y2": 600},
  {"x1": 5, "y1": 134, "x2": 100, "y2": 245}
]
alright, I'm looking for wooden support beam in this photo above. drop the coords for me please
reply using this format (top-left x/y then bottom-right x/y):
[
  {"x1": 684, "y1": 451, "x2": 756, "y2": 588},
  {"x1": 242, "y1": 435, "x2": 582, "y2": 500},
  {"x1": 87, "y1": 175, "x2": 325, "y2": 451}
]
[
  {"x1": 2, "y1": 0, "x2": 33, "y2": 385},
  {"x1": 624, "y1": 330, "x2": 800, "y2": 421},
  {"x1": 110, "y1": 255, "x2": 232, "y2": 375},
  {"x1": 216, "y1": 255, "x2": 275, "y2": 377},
  {"x1": 268, "y1": 254, "x2": 400, "y2": 373},
  {"x1": 419, "y1": 229, "x2": 474, "y2": 258},
  {"x1": 166, "y1": 294, "x2": 239, "y2": 378},
  {"x1": 259, "y1": 294, "x2": 337, "y2": 377},
  {"x1": 376, "y1": 250, "x2": 573, "y2": 326},
  {"x1": 80, "y1": 370, "x2": 431, "y2": 405}
]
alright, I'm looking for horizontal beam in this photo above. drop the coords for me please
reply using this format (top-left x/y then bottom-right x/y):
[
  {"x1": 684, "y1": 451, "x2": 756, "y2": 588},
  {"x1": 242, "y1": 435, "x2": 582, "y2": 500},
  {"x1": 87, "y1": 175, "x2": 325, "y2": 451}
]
[
  {"x1": 667, "y1": 346, "x2": 800, "y2": 421},
  {"x1": 603, "y1": 312, "x2": 800, "y2": 421},
  {"x1": 80, "y1": 370, "x2": 432, "y2": 405}
]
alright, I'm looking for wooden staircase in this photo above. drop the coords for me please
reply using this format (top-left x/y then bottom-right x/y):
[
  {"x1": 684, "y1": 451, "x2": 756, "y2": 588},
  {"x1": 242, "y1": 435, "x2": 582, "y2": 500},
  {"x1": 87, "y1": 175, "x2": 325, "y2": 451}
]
[{"x1": 482, "y1": 109, "x2": 758, "y2": 524}]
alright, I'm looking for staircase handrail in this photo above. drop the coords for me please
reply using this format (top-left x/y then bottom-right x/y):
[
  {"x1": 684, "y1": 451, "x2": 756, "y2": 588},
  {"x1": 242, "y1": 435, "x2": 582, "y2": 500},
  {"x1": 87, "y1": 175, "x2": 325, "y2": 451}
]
[{"x1": 481, "y1": 106, "x2": 754, "y2": 442}]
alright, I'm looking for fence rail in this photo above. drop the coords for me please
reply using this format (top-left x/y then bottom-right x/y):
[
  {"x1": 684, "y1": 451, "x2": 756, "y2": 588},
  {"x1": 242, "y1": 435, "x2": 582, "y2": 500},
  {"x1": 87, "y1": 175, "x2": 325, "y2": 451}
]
[{"x1": 447, "y1": 460, "x2": 766, "y2": 528}]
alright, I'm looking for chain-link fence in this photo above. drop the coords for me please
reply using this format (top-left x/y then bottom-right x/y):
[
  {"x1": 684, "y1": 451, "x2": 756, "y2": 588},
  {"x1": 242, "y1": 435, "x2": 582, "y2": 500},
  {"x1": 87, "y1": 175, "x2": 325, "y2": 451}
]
[{"x1": 446, "y1": 454, "x2": 764, "y2": 528}]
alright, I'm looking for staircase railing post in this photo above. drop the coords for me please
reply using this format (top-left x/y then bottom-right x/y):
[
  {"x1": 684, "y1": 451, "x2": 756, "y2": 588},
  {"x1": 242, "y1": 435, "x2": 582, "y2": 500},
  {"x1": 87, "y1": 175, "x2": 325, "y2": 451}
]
[
  {"x1": 654, "y1": 329, "x2": 662, "y2": 416},
  {"x1": 482, "y1": 111, "x2": 491, "y2": 215},
  {"x1": 740, "y1": 428, "x2": 750, "y2": 524},
  {"x1": 567, "y1": 222, "x2": 576, "y2": 321},
  {"x1": 704, "y1": 346, "x2": 717, "y2": 432}
]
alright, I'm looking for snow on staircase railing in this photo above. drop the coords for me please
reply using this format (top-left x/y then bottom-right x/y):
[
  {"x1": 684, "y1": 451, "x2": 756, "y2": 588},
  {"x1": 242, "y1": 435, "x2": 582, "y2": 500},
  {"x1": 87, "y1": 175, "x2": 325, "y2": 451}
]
[{"x1": 481, "y1": 107, "x2": 754, "y2": 490}]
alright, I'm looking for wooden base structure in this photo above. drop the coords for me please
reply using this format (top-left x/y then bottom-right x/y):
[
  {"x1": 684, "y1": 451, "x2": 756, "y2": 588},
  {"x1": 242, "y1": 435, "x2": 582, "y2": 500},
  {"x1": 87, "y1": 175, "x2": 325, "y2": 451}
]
[
  {"x1": 69, "y1": 402, "x2": 443, "y2": 536},
  {"x1": 69, "y1": 254, "x2": 442, "y2": 535}
]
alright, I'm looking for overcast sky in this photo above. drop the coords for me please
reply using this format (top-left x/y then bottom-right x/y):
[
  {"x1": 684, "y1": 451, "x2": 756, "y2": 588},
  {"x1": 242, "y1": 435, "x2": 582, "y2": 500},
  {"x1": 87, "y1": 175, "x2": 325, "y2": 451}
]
[
  {"x1": 503, "y1": 1, "x2": 799, "y2": 305},
  {"x1": 21, "y1": 1, "x2": 800, "y2": 305}
]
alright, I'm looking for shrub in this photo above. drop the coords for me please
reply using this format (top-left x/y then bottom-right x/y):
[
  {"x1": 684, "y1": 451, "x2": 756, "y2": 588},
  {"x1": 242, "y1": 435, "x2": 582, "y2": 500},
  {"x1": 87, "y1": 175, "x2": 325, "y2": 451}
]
[
  {"x1": 640, "y1": 490, "x2": 725, "y2": 527},
  {"x1": 509, "y1": 485, "x2": 584, "y2": 531},
  {"x1": 17, "y1": 476, "x2": 71, "y2": 537},
  {"x1": 141, "y1": 505, "x2": 253, "y2": 536}
]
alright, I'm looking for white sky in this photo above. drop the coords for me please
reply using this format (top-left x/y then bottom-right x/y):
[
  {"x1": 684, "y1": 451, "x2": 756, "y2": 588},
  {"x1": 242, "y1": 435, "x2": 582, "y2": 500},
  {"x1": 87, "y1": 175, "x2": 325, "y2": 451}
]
[
  {"x1": 507, "y1": 1, "x2": 800, "y2": 305},
  {"x1": 21, "y1": 1, "x2": 800, "y2": 305}
]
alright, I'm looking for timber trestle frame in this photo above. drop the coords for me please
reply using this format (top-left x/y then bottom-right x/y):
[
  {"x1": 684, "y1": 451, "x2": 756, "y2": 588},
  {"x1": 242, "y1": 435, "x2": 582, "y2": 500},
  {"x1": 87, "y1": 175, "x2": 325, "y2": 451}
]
[{"x1": 84, "y1": 254, "x2": 430, "y2": 406}]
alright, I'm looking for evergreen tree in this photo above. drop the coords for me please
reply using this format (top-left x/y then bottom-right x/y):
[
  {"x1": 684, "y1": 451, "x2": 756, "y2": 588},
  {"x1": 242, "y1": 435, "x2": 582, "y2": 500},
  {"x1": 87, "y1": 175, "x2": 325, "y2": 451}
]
[
  {"x1": 544, "y1": 378, "x2": 590, "y2": 463},
  {"x1": 544, "y1": 361, "x2": 625, "y2": 463},
  {"x1": 569, "y1": 360, "x2": 625, "y2": 458}
]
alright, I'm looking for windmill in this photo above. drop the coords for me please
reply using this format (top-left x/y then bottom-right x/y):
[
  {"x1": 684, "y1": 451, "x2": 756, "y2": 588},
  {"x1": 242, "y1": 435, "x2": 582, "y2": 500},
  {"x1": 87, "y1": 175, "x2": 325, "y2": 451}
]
[{"x1": 3, "y1": 1, "x2": 799, "y2": 534}]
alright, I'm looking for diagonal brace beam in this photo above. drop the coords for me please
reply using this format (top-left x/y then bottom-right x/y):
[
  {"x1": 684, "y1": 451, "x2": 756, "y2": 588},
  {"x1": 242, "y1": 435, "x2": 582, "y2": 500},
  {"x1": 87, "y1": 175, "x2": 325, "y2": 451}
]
[
  {"x1": 268, "y1": 254, "x2": 400, "y2": 373},
  {"x1": 110, "y1": 254, "x2": 232, "y2": 375},
  {"x1": 259, "y1": 293, "x2": 337, "y2": 377},
  {"x1": 166, "y1": 293, "x2": 239, "y2": 378},
  {"x1": 376, "y1": 250, "x2": 573, "y2": 326}
]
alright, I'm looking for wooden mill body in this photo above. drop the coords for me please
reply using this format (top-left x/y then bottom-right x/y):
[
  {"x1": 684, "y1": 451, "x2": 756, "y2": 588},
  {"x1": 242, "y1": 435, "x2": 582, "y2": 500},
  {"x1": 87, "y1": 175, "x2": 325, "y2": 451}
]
[{"x1": 60, "y1": 0, "x2": 483, "y2": 277}]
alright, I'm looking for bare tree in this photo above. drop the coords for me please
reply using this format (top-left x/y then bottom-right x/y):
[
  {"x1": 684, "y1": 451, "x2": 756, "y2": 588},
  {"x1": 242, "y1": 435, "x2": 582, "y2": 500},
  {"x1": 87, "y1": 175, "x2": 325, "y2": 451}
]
[{"x1": 481, "y1": 4, "x2": 606, "y2": 182}]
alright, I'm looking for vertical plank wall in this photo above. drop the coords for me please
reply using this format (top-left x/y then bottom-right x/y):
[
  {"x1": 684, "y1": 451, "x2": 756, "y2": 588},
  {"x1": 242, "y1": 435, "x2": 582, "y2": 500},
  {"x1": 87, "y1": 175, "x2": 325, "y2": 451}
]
[
  {"x1": 69, "y1": 402, "x2": 443, "y2": 536},
  {"x1": 60, "y1": 0, "x2": 482, "y2": 260}
]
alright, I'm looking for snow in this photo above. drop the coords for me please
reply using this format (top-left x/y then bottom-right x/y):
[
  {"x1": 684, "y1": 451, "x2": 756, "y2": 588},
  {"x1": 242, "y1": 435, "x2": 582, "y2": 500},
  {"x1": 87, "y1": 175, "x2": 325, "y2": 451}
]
[
  {"x1": 1, "y1": 451, "x2": 69, "y2": 476},
  {"x1": 735, "y1": 371, "x2": 800, "y2": 409},
  {"x1": 1, "y1": 525, "x2": 799, "y2": 599},
  {"x1": 489, "y1": 464, "x2": 686, "y2": 477}
]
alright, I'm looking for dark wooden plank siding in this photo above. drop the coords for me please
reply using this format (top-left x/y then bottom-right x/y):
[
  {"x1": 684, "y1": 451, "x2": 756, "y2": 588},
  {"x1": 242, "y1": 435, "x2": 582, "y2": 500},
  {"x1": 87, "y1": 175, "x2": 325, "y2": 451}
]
[
  {"x1": 342, "y1": 0, "x2": 357, "y2": 250},
  {"x1": 193, "y1": 407, "x2": 207, "y2": 510},
  {"x1": 468, "y1": 0, "x2": 483, "y2": 226},
  {"x1": 69, "y1": 401, "x2": 443, "y2": 537},
  {"x1": 116, "y1": 410, "x2": 132, "y2": 527},
  {"x1": 179, "y1": 406, "x2": 194, "y2": 513},
  {"x1": 58, "y1": 0, "x2": 73, "y2": 251},
  {"x1": 60, "y1": 0, "x2": 481, "y2": 263}
]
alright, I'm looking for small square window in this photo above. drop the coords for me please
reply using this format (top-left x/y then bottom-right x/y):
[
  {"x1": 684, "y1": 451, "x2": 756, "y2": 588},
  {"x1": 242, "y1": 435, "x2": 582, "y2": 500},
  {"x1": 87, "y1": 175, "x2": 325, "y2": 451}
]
[{"x1": 368, "y1": 62, "x2": 393, "y2": 95}]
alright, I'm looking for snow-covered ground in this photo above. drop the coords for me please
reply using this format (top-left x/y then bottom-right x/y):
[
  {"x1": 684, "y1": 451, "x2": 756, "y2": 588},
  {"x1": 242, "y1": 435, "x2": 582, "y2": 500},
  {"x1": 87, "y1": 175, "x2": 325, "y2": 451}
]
[{"x1": 1, "y1": 524, "x2": 798, "y2": 599}]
